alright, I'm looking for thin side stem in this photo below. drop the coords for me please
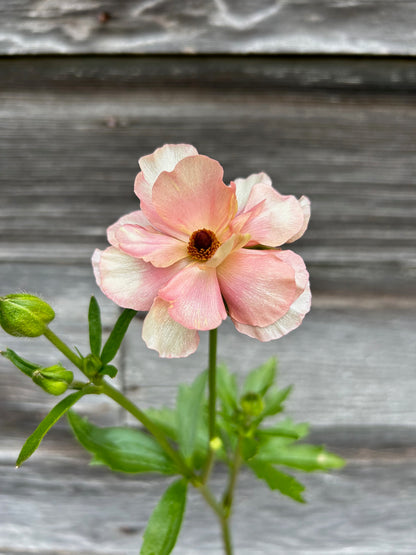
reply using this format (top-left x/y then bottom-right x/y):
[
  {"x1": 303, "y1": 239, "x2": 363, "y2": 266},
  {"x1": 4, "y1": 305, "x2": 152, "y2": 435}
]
[
  {"x1": 43, "y1": 327, "x2": 84, "y2": 370},
  {"x1": 222, "y1": 437, "x2": 243, "y2": 516}
]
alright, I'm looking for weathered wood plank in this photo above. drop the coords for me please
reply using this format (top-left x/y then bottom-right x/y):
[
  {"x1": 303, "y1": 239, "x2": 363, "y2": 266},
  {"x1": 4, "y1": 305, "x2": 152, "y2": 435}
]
[
  {"x1": 1, "y1": 58, "x2": 416, "y2": 294},
  {"x1": 124, "y1": 306, "x2": 416, "y2": 433},
  {"x1": 1, "y1": 1, "x2": 416, "y2": 55},
  {"x1": 0, "y1": 457, "x2": 415, "y2": 553}
]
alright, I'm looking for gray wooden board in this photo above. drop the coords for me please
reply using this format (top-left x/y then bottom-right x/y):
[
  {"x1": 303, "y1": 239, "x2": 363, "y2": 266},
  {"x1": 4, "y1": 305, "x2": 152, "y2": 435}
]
[
  {"x1": 2, "y1": 1, "x2": 416, "y2": 55},
  {"x1": 0, "y1": 457, "x2": 415, "y2": 554},
  {"x1": 1, "y1": 58, "x2": 416, "y2": 294},
  {"x1": 124, "y1": 306, "x2": 416, "y2": 434}
]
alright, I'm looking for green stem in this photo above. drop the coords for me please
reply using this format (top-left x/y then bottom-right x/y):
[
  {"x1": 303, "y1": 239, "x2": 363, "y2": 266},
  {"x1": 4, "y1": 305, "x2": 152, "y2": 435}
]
[
  {"x1": 100, "y1": 381, "x2": 194, "y2": 481},
  {"x1": 197, "y1": 484, "x2": 233, "y2": 555},
  {"x1": 43, "y1": 327, "x2": 84, "y2": 370},
  {"x1": 220, "y1": 518, "x2": 233, "y2": 555},
  {"x1": 208, "y1": 328, "x2": 218, "y2": 440},
  {"x1": 222, "y1": 437, "x2": 243, "y2": 516}
]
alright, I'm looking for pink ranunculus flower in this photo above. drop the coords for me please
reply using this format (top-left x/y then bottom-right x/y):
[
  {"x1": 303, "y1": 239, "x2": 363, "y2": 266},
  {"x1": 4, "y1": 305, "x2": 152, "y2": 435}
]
[{"x1": 93, "y1": 144, "x2": 311, "y2": 358}]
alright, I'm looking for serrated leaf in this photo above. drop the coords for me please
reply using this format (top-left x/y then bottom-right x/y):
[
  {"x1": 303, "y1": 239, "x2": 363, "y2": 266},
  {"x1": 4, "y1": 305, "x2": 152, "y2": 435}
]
[
  {"x1": 249, "y1": 460, "x2": 305, "y2": 503},
  {"x1": 243, "y1": 357, "x2": 276, "y2": 397},
  {"x1": 67, "y1": 411, "x2": 177, "y2": 475},
  {"x1": 256, "y1": 440, "x2": 345, "y2": 472},
  {"x1": 262, "y1": 385, "x2": 293, "y2": 418},
  {"x1": 176, "y1": 371, "x2": 208, "y2": 463},
  {"x1": 88, "y1": 296, "x2": 102, "y2": 357},
  {"x1": 140, "y1": 478, "x2": 187, "y2": 555},
  {"x1": 100, "y1": 308, "x2": 136, "y2": 365},
  {"x1": 1, "y1": 348, "x2": 41, "y2": 377},
  {"x1": 145, "y1": 407, "x2": 178, "y2": 440},
  {"x1": 16, "y1": 390, "x2": 87, "y2": 467},
  {"x1": 217, "y1": 363, "x2": 238, "y2": 414}
]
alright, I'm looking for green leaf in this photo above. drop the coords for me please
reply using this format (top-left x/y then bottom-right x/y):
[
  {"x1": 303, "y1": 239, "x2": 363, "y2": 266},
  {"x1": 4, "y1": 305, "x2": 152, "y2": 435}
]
[
  {"x1": 241, "y1": 437, "x2": 258, "y2": 461},
  {"x1": 100, "y1": 308, "x2": 137, "y2": 365},
  {"x1": 249, "y1": 460, "x2": 305, "y2": 503},
  {"x1": 176, "y1": 371, "x2": 208, "y2": 463},
  {"x1": 217, "y1": 363, "x2": 238, "y2": 414},
  {"x1": 262, "y1": 385, "x2": 293, "y2": 418},
  {"x1": 98, "y1": 364, "x2": 118, "y2": 378},
  {"x1": 16, "y1": 390, "x2": 87, "y2": 467},
  {"x1": 88, "y1": 296, "x2": 102, "y2": 357},
  {"x1": 140, "y1": 478, "x2": 187, "y2": 555},
  {"x1": 145, "y1": 407, "x2": 178, "y2": 440},
  {"x1": 256, "y1": 439, "x2": 345, "y2": 472},
  {"x1": 67, "y1": 411, "x2": 177, "y2": 475},
  {"x1": 1, "y1": 348, "x2": 41, "y2": 377},
  {"x1": 258, "y1": 418, "x2": 309, "y2": 440},
  {"x1": 243, "y1": 357, "x2": 276, "y2": 397}
]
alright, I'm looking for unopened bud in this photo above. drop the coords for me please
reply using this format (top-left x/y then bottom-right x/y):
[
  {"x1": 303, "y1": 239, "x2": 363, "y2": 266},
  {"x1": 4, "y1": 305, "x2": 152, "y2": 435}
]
[
  {"x1": 32, "y1": 364, "x2": 73, "y2": 396},
  {"x1": 0, "y1": 294, "x2": 55, "y2": 337},
  {"x1": 83, "y1": 353, "x2": 102, "y2": 378},
  {"x1": 240, "y1": 392, "x2": 264, "y2": 417}
]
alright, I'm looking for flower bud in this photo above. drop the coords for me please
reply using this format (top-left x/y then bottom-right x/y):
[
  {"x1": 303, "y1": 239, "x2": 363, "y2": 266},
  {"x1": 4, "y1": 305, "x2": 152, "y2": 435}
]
[
  {"x1": 32, "y1": 364, "x2": 73, "y2": 396},
  {"x1": 240, "y1": 392, "x2": 264, "y2": 418},
  {"x1": 83, "y1": 353, "x2": 102, "y2": 378},
  {"x1": 0, "y1": 294, "x2": 55, "y2": 337}
]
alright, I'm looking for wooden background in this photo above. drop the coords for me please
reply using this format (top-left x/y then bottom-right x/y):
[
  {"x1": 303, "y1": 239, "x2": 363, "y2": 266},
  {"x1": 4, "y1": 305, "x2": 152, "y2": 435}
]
[{"x1": 1, "y1": 1, "x2": 415, "y2": 553}]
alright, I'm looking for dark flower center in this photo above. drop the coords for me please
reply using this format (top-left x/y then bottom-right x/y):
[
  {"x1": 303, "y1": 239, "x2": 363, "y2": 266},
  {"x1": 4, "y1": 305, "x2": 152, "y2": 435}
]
[{"x1": 187, "y1": 229, "x2": 220, "y2": 261}]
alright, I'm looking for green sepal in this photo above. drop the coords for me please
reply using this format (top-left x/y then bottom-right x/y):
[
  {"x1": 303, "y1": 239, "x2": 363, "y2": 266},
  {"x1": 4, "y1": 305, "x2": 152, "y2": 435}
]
[
  {"x1": 100, "y1": 308, "x2": 137, "y2": 365},
  {"x1": 176, "y1": 371, "x2": 208, "y2": 465},
  {"x1": 98, "y1": 364, "x2": 118, "y2": 378},
  {"x1": 255, "y1": 438, "x2": 345, "y2": 472},
  {"x1": 1, "y1": 348, "x2": 41, "y2": 377},
  {"x1": 140, "y1": 478, "x2": 188, "y2": 555},
  {"x1": 83, "y1": 353, "x2": 102, "y2": 378},
  {"x1": 67, "y1": 411, "x2": 178, "y2": 475},
  {"x1": 243, "y1": 357, "x2": 276, "y2": 397},
  {"x1": 248, "y1": 459, "x2": 305, "y2": 503},
  {"x1": 88, "y1": 296, "x2": 102, "y2": 357},
  {"x1": 16, "y1": 389, "x2": 88, "y2": 467}
]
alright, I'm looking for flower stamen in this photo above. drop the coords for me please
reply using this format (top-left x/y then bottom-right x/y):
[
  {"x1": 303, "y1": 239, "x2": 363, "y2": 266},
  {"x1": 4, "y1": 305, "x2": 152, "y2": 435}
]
[{"x1": 187, "y1": 229, "x2": 220, "y2": 261}]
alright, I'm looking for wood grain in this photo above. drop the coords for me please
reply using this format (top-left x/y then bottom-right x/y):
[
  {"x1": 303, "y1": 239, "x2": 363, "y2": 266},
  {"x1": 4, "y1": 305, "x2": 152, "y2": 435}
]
[
  {"x1": 0, "y1": 457, "x2": 415, "y2": 553},
  {"x1": 1, "y1": 57, "x2": 416, "y2": 294},
  {"x1": 1, "y1": 1, "x2": 416, "y2": 55}
]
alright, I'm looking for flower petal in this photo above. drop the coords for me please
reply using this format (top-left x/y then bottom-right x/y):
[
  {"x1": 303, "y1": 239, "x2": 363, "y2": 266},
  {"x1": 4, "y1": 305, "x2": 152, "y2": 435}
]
[
  {"x1": 217, "y1": 249, "x2": 297, "y2": 327},
  {"x1": 287, "y1": 195, "x2": 311, "y2": 243},
  {"x1": 142, "y1": 297, "x2": 200, "y2": 358},
  {"x1": 115, "y1": 224, "x2": 188, "y2": 267},
  {"x1": 233, "y1": 283, "x2": 311, "y2": 341},
  {"x1": 158, "y1": 263, "x2": 227, "y2": 330},
  {"x1": 107, "y1": 210, "x2": 150, "y2": 248},
  {"x1": 92, "y1": 247, "x2": 180, "y2": 311},
  {"x1": 134, "y1": 144, "x2": 198, "y2": 236},
  {"x1": 151, "y1": 155, "x2": 237, "y2": 239},
  {"x1": 233, "y1": 172, "x2": 272, "y2": 213},
  {"x1": 240, "y1": 183, "x2": 305, "y2": 247}
]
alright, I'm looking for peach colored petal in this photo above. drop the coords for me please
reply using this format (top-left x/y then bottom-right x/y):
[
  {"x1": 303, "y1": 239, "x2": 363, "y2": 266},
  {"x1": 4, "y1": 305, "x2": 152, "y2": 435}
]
[
  {"x1": 240, "y1": 183, "x2": 305, "y2": 247},
  {"x1": 107, "y1": 210, "x2": 150, "y2": 248},
  {"x1": 233, "y1": 283, "x2": 311, "y2": 341},
  {"x1": 92, "y1": 247, "x2": 181, "y2": 311},
  {"x1": 115, "y1": 224, "x2": 188, "y2": 267},
  {"x1": 287, "y1": 195, "x2": 311, "y2": 243},
  {"x1": 134, "y1": 144, "x2": 198, "y2": 237},
  {"x1": 217, "y1": 249, "x2": 297, "y2": 327},
  {"x1": 151, "y1": 155, "x2": 237, "y2": 240},
  {"x1": 158, "y1": 263, "x2": 227, "y2": 330},
  {"x1": 233, "y1": 172, "x2": 272, "y2": 213},
  {"x1": 142, "y1": 297, "x2": 200, "y2": 358},
  {"x1": 275, "y1": 249, "x2": 309, "y2": 293}
]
